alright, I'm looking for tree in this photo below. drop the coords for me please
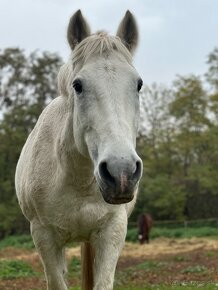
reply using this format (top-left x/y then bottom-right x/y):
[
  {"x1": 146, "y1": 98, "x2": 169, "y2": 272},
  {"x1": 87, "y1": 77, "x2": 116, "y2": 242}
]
[
  {"x1": 206, "y1": 48, "x2": 218, "y2": 124},
  {"x1": 168, "y1": 75, "x2": 218, "y2": 218},
  {"x1": 0, "y1": 48, "x2": 28, "y2": 108},
  {"x1": 134, "y1": 72, "x2": 218, "y2": 221},
  {"x1": 133, "y1": 84, "x2": 185, "y2": 221},
  {"x1": 0, "y1": 48, "x2": 63, "y2": 237},
  {"x1": 206, "y1": 47, "x2": 218, "y2": 92}
]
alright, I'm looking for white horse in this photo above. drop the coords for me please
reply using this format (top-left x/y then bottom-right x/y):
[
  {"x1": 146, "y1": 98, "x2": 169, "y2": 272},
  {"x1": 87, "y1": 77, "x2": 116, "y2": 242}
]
[{"x1": 15, "y1": 10, "x2": 143, "y2": 290}]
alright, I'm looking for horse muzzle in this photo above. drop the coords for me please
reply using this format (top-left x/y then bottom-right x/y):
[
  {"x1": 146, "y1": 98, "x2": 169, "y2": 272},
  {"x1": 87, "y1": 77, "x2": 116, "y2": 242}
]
[{"x1": 96, "y1": 156, "x2": 142, "y2": 204}]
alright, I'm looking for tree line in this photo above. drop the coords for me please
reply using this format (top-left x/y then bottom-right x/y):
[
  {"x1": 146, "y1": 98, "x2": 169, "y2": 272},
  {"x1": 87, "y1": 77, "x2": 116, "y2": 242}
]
[
  {"x1": 0, "y1": 47, "x2": 217, "y2": 237},
  {"x1": 132, "y1": 48, "x2": 218, "y2": 222}
]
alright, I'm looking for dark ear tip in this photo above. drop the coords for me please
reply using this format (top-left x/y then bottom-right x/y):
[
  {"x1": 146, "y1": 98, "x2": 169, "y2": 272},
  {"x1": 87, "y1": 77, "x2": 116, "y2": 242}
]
[
  {"x1": 117, "y1": 10, "x2": 138, "y2": 54},
  {"x1": 125, "y1": 10, "x2": 133, "y2": 17},
  {"x1": 124, "y1": 10, "x2": 136, "y2": 24},
  {"x1": 67, "y1": 9, "x2": 90, "y2": 50},
  {"x1": 75, "y1": 9, "x2": 82, "y2": 15}
]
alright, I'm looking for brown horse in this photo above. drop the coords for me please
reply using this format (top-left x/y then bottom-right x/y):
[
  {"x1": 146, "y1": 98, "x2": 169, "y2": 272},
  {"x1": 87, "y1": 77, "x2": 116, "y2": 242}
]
[{"x1": 138, "y1": 213, "x2": 153, "y2": 244}]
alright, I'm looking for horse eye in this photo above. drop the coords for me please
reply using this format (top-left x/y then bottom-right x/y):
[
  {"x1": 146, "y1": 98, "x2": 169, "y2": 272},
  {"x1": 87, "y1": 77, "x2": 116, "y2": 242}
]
[
  {"x1": 137, "y1": 79, "x2": 143, "y2": 92},
  {"x1": 73, "y1": 79, "x2": 83, "y2": 94}
]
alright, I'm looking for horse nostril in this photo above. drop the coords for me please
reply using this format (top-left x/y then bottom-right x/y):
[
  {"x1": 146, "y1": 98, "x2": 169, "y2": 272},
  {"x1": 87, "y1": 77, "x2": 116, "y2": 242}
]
[
  {"x1": 133, "y1": 160, "x2": 142, "y2": 181},
  {"x1": 99, "y1": 161, "x2": 116, "y2": 187}
]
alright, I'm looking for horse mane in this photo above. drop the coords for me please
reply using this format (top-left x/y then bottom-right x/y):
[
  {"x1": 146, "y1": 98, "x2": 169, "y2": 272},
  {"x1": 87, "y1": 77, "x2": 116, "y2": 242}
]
[
  {"x1": 72, "y1": 31, "x2": 132, "y2": 65},
  {"x1": 58, "y1": 32, "x2": 132, "y2": 97}
]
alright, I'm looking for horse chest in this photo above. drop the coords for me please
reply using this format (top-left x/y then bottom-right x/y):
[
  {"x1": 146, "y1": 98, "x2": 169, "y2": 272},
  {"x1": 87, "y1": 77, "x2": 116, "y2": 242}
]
[{"x1": 43, "y1": 188, "x2": 119, "y2": 241}]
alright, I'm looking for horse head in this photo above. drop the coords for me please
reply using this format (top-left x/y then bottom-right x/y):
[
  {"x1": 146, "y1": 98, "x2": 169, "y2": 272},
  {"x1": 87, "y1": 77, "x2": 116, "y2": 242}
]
[{"x1": 60, "y1": 10, "x2": 143, "y2": 205}]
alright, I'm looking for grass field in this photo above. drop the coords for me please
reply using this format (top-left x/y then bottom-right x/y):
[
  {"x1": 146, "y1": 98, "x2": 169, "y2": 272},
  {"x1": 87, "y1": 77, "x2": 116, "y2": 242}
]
[
  {"x1": 126, "y1": 226, "x2": 218, "y2": 242},
  {"x1": 1, "y1": 228, "x2": 218, "y2": 290},
  {"x1": 1, "y1": 225, "x2": 218, "y2": 249}
]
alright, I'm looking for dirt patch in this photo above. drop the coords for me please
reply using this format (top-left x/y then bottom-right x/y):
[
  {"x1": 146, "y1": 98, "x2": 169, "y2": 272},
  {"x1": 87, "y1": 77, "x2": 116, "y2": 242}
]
[
  {"x1": 117, "y1": 239, "x2": 218, "y2": 286},
  {"x1": 122, "y1": 238, "x2": 218, "y2": 258},
  {"x1": 1, "y1": 238, "x2": 218, "y2": 289},
  {"x1": 0, "y1": 277, "x2": 45, "y2": 290}
]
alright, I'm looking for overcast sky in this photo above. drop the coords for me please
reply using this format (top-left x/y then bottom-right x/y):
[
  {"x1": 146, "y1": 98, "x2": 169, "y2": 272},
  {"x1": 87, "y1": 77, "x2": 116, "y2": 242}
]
[{"x1": 0, "y1": 0, "x2": 217, "y2": 85}]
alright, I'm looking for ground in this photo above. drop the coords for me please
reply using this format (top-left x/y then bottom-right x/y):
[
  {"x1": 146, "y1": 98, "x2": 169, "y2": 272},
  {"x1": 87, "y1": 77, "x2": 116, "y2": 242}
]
[{"x1": 0, "y1": 238, "x2": 218, "y2": 290}]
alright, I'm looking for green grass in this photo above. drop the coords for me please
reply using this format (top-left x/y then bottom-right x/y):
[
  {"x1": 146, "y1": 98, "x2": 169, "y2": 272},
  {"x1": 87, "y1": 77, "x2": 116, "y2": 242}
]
[
  {"x1": 136, "y1": 260, "x2": 168, "y2": 270},
  {"x1": 126, "y1": 226, "x2": 218, "y2": 242},
  {"x1": 0, "y1": 259, "x2": 36, "y2": 279},
  {"x1": 151, "y1": 226, "x2": 218, "y2": 239},
  {"x1": 204, "y1": 251, "x2": 216, "y2": 257},
  {"x1": 68, "y1": 256, "x2": 81, "y2": 278},
  {"x1": 173, "y1": 256, "x2": 190, "y2": 262},
  {"x1": 1, "y1": 226, "x2": 218, "y2": 250},
  {"x1": 0, "y1": 234, "x2": 34, "y2": 249},
  {"x1": 181, "y1": 265, "x2": 208, "y2": 274}
]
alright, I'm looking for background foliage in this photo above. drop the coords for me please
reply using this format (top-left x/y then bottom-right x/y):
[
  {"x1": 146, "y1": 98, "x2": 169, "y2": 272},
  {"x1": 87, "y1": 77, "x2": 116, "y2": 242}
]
[
  {"x1": 133, "y1": 47, "x2": 218, "y2": 222},
  {"x1": 0, "y1": 47, "x2": 218, "y2": 237},
  {"x1": 0, "y1": 48, "x2": 63, "y2": 237}
]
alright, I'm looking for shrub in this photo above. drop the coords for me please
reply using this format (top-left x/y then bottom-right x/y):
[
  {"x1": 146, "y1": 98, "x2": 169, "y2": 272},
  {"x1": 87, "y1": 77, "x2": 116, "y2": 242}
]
[
  {"x1": 0, "y1": 260, "x2": 35, "y2": 279},
  {"x1": 0, "y1": 234, "x2": 34, "y2": 249}
]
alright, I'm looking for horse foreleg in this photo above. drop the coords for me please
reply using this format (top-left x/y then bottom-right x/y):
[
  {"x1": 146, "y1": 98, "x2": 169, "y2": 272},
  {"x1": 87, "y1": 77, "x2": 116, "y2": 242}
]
[
  {"x1": 91, "y1": 213, "x2": 127, "y2": 290},
  {"x1": 31, "y1": 221, "x2": 68, "y2": 290}
]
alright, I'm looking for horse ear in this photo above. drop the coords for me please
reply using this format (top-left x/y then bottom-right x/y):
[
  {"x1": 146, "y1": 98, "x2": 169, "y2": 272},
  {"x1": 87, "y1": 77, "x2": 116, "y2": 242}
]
[
  {"x1": 67, "y1": 10, "x2": 91, "y2": 50},
  {"x1": 116, "y1": 10, "x2": 138, "y2": 54}
]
